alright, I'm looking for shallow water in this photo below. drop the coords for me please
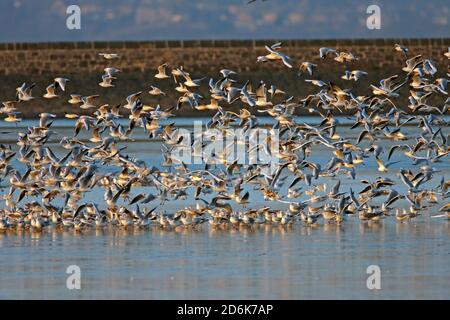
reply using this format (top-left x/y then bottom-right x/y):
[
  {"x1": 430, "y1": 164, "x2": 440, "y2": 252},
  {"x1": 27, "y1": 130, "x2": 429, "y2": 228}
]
[
  {"x1": 1, "y1": 218, "x2": 450, "y2": 299},
  {"x1": 0, "y1": 118, "x2": 449, "y2": 299}
]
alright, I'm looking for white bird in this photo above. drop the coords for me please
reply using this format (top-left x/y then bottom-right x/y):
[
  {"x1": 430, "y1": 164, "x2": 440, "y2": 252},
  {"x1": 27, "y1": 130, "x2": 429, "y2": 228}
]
[
  {"x1": 124, "y1": 91, "x2": 143, "y2": 109},
  {"x1": 68, "y1": 94, "x2": 82, "y2": 104},
  {"x1": 149, "y1": 85, "x2": 166, "y2": 96},
  {"x1": 38, "y1": 113, "x2": 56, "y2": 128},
  {"x1": 305, "y1": 79, "x2": 326, "y2": 87},
  {"x1": 99, "y1": 75, "x2": 116, "y2": 88},
  {"x1": 298, "y1": 62, "x2": 317, "y2": 76},
  {"x1": 341, "y1": 70, "x2": 353, "y2": 81},
  {"x1": 423, "y1": 59, "x2": 437, "y2": 76},
  {"x1": 0, "y1": 101, "x2": 18, "y2": 113},
  {"x1": 155, "y1": 63, "x2": 170, "y2": 80},
  {"x1": 16, "y1": 82, "x2": 35, "y2": 101},
  {"x1": 319, "y1": 47, "x2": 337, "y2": 59},
  {"x1": 334, "y1": 51, "x2": 358, "y2": 63},
  {"x1": 80, "y1": 95, "x2": 100, "y2": 109},
  {"x1": 220, "y1": 69, "x2": 236, "y2": 78},
  {"x1": 257, "y1": 42, "x2": 293, "y2": 68},
  {"x1": 43, "y1": 84, "x2": 59, "y2": 99},
  {"x1": 394, "y1": 44, "x2": 409, "y2": 58},
  {"x1": 444, "y1": 47, "x2": 450, "y2": 59},
  {"x1": 371, "y1": 75, "x2": 405, "y2": 97},
  {"x1": 104, "y1": 67, "x2": 121, "y2": 77},
  {"x1": 183, "y1": 74, "x2": 204, "y2": 87},
  {"x1": 350, "y1": 70, "x2": 367, "y2": 81},
  {"x1": 54, "y1": 77, "x2": 70, "y2": 92},
  {"x1": 98, "y1": 53, "x2": 119, "y2": 60},
  {"x1": 434, "y1": 78, "x2": 449, "y2": 95}
]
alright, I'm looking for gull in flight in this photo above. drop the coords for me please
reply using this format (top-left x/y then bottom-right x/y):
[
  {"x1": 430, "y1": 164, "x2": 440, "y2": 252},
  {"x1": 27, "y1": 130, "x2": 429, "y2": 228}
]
[
  {"x1": 257, "y1": 42, "x2": 293, "y2": 68},
  {"x1": 371, "y1": 75, "x2": 406, "y2": 98},
  {"x1": 16, "y1": 82, "x2": 35, "y2": 101},
  {"x1": 54, "y1": 77, "x2": 70, "y2": 92},
  {"x1": 444, "y1": 47, "x2": 450, "y2": 59},
  {"x1": 319, "y1": 47, "x2": 338, "y2": 59},
  {"x1": 183, "y1": 74, "x2": 205, "y2": 88},
  {"x1": 104, "y1": 67, "x2": 121, "y2": 77},
  {"x1": 149, "y1": 85, "x2": 166, "y2": 96},
  {"x1": 305, "y1": 79, "x2": 326, "y2": 87},
  {"x1": 334, "y1": 51, "x2": 358, "y2": 63},
  {"x1": 68, "y1": 94, "x2": 82, "y2": 105},
  {"x1": 99, "y1": 75, "x2": 116, "y2": 88},
  {"x1": 155, "y1": 63, "x2": 170, "y2": 80},
  {"x1": 341, "y1": 70, "x2": 368, "y2": 81},
  {"x1": 80, "y1": 95, "x2": 100, "y2": 109},
  {"x1": 395, "y1": 44, "x2": 409, "y2": 58},
  {"x1": 298, "y1": 62, "x2": 317, "y2": 76},
  {"x1": 43, "y1": 84, "x2": 59, "y2": 99},
  {"x1": 98, "y1": 53, "x2": 120, "y2": 60}
]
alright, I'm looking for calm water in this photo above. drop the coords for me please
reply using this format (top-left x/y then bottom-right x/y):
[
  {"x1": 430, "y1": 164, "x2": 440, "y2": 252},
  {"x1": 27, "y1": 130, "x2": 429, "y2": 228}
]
[{"x1": 0, "y1": 118, "x2": 449, "y2": 299}]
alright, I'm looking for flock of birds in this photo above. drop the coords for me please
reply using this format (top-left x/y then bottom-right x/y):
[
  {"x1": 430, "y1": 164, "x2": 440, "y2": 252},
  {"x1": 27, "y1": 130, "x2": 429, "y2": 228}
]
[{"x1": 0, "y1": 42, "x2": 450, "y2": 233}]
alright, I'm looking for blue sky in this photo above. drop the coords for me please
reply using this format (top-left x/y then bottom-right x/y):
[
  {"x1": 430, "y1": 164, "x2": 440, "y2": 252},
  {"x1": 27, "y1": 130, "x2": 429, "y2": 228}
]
[{"x1": 0, "y1": 0, "x2": 449, "y2": 42}]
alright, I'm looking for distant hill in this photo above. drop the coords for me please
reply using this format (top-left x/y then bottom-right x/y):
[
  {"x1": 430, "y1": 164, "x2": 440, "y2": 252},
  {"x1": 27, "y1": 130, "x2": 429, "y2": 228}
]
[{"x1": 0, "y1": 0, "x2": 449, "y2": 42}]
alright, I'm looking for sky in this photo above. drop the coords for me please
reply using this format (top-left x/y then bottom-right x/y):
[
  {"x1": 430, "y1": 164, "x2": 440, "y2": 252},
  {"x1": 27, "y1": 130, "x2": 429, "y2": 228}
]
[{"x1": 0, "y1": 0, "x2": 449, "y2": 42}]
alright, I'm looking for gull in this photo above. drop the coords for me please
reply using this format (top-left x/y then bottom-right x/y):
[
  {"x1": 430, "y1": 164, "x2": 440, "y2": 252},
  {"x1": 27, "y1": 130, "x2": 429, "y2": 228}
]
[
  {"x1": 4, "y1": 112, "x2": 22, "y2": 123},
  {"x1": 298, "y1": 62, "x2": 317, "y2": 76},
  {"x1": 341, "y1": 70, "x2": 353, "y2": 81},
  {"x1": 89, "y1": 127, "x2": 103, "y2": 143},
  {"x1": 268, "y1": 84, "x2": 285, "y2": 97},
  {"x1": 371, "y1": 75, "x2": 406, "y2": 97},
  {"x1": 183, "y1": 74, "x2": 204, "y2": 87},
  {"x1": 175, "y1": 82, "x2": 188, "y2": 93},
  {"x1": 394, "y1": 44, "x2": 409, "y2": 58},
  {"x1": 68, "y1": 94, "x2": 82, "y2": 104},
  {"x1": 319, "y1": 47, "x2": 337, "y2": 59},
  {"x1": 80, "y1": 95, "x2": 100, "y2": 109},
  {"x1": 149, "y1": 85, "x2": 166, "y2": 96},
  {"x1": 38, "y1": 113, "x2": 56, "y2": 128},
  {"x1": 431, "y1": 203, "x2": 450, "y2": 219},
  {"x1": 423, "y1": 59, "x2": 437, "y2": 75},
  {"x1": 305, "y1": 79, "x2": 326, "y2": 87},
  {"x1": 43, "y1": 84, "x2": 59, "y2": 99},
  {"x1": 98, "y1": 53, "x2": 120, "y2": 60},
  {"x1": 434, "y1": 78, "x2": 449, "y2": 95},
  {"x1": 124, "y1": 91, "x2": 143, "y2": 109},
  {"x1": 445, "y1": 47, "x2": 450, "y2": 59},
  {"x1": 257, "y1": 42, "x2": 293, "y2": 68},
  {"x1": 16, "y1": 82, "x2": 35, "y2": 101},
  {"x1": 444, "y1": 47, "x2": 450, "y2": 59},
  {"x1": 171, "y1": 66, "x2": 188, "y2": 83},
  {"x1": 1, "y1": 101, "x2": 18, "y2": 113},
  {"x1": 240, "y1": 82, "x2": 256, "y2": 107},
  {"x1": 220, "y1": 69, "x2": 236, "y2": 78},
  {"x1": 395, "y1": 209, "x2": 411, "y2": 222},
  {"x1": 129, "y1": 193, "x2": 156, "y2": 205},
  {"x1": 196, "y1": 99, "x2": 220, "y2": 111},
  {"x1": 104, "y1": 67, "x2": 121, "y2": 77},
  {"x1": 155, "y1": 63, "x2": 170, "y2": 80},
  {"x1": 99, "y1": 74, "x2": 116, "y2": 88},
  {"x1": 402, "y1": 55, "x2": 423, "y2": 73},
  {"x1": 375, "y1": 156, "x2": 400, "y2": 172},
  {"x1": 54, "y1": 77, "x2": 70, "y2": 92},
  {"x1": 350, "y1": 70, "x2": 368, "y2": 81},
  {"x1": 384, "y1": 189, "x2": 403, "y2": 208},
  {"x1": 334, "y1": 51, "x2": 358, "y2": 63}
]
